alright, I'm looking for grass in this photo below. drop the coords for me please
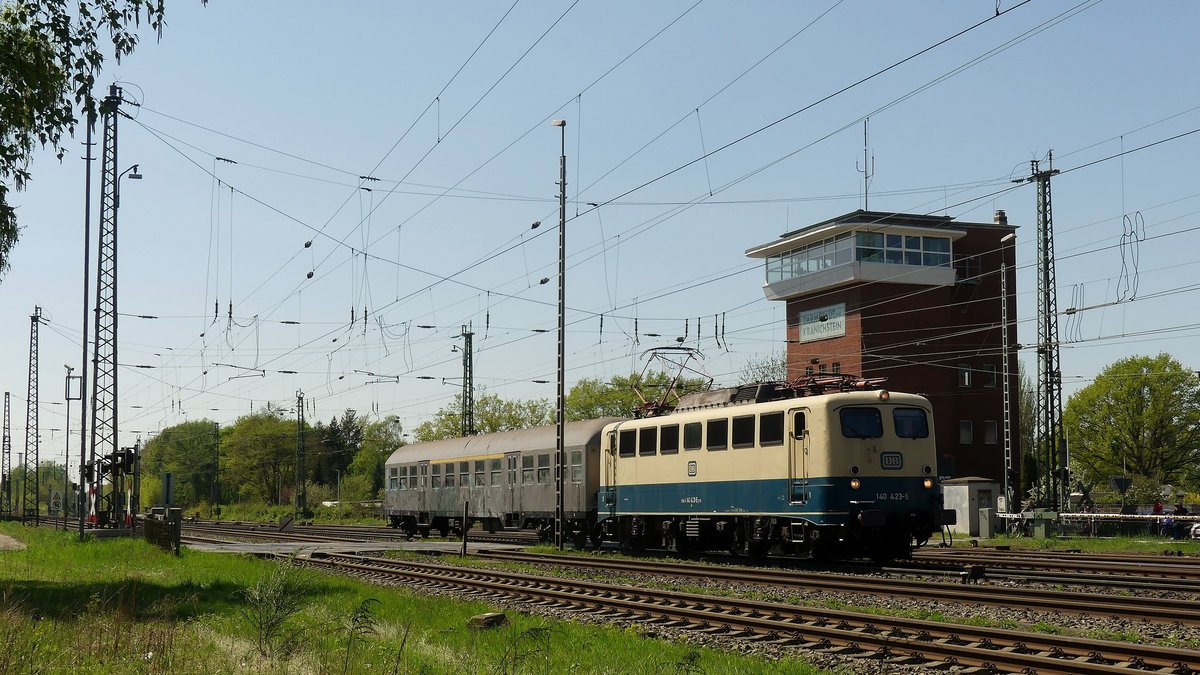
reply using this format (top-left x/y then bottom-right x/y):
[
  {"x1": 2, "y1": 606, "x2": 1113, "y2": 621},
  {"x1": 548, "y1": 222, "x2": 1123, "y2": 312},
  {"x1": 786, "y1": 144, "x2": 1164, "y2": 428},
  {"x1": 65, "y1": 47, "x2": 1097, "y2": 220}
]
[
  {"x1": 971, "y1": 534, "x2": 1200, "y2": 555},
  {"x1": 0, "y1": 523, "x2": 827, "y2": 674}
]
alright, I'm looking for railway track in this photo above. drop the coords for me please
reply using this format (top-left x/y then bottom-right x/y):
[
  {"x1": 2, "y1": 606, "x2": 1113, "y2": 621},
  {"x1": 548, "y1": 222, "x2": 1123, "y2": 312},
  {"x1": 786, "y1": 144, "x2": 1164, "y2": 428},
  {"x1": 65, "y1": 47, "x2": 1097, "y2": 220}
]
[
  {"x1": 299, "y1": 550, "x2": 1200, "y2": 675},
  {"x1": 475, "y1": 549, "x2": 1200, "y2": 625},
  {"x1": 181, "y1": 521, "x2": 540, "y2": 546},
  {"x1": 915, "y1": 547, "x2": 1200, "y2": 580}
]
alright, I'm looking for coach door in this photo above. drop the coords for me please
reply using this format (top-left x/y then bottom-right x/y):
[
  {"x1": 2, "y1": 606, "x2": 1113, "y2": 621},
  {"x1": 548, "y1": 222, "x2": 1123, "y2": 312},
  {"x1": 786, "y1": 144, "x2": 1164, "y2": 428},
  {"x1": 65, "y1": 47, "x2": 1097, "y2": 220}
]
[
  {"x1": 788, "y1": 408, "x2": 810, "y2": 504},
  {"x1": 603, "y1": 430, "x2": 618, "y2": 518},
  {"x1": 505, "y1": 452, "x2": 519, "y2": 515},
  {"x1": 417, "y1": 461, "x2": 429, "y2": 512}
]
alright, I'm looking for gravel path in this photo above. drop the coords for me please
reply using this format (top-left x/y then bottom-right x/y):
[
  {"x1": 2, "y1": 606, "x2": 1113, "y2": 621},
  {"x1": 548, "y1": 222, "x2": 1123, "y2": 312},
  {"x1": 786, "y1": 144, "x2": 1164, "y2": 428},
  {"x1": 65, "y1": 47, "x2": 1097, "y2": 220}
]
[{"x1": 0, "y1": 533, "x2": 26, "y2": 551}]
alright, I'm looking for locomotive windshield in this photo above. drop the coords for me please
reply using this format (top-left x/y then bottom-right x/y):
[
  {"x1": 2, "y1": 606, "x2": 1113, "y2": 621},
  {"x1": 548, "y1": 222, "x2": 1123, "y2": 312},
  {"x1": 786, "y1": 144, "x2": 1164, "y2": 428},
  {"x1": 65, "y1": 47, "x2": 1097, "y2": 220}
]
[
  {"x1": 893, "y1": 407, "x2": 930, "y2": 438},
  {"x1": 839, "y1": 407, "x2": 883, "y2": 438}
]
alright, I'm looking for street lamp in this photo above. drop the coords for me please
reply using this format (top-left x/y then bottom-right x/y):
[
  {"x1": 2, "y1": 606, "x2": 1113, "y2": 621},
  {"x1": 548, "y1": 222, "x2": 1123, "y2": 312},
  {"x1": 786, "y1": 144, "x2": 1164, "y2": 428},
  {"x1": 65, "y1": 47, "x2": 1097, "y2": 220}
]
[
  {"x1": 114, "y1": 164, "x2": 141, "y2": 208},
  {"x1": 552, "y1": 119, "x2": 567, "y2": 551}
]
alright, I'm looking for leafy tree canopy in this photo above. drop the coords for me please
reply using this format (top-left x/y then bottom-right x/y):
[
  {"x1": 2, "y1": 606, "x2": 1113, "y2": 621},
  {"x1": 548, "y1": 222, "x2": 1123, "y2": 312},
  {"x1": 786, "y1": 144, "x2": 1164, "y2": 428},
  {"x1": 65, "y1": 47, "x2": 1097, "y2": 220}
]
[
  {"x1": 222, "y1": 409, "x2": 295, "y2": 505},
  {"x1": 0, "y1": 0, "x2": 198, "y2": 278},
  {"x1": 737, "y1": 351, "x2": 788, "y2": 384},
  {"x1": 1064, "y1": 353, "x2": 1200, "y2": 488},
  {"x1": 141, "y1": 418, "x2": 218, "y2": 507},
  {"x1": 414, "y1": 393, "x2": 552, "y2": 442},
  {"x1": 565, "y1": 371, "x2": 709, "y2": 421}
]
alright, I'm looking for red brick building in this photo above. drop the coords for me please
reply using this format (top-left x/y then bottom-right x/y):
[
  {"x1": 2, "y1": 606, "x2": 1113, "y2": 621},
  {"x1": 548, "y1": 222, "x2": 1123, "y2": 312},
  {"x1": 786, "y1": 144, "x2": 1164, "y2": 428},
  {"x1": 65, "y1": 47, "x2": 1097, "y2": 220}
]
[{"x1": 746, "y1": 210, "x2": 1018, "y2": 482}]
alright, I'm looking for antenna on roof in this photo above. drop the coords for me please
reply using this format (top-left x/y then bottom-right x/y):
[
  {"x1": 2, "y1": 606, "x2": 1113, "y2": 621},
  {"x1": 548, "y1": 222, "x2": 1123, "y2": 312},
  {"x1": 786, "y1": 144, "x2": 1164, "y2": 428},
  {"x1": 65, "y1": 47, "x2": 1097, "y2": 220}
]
[{"x1": 856, "y1": 117, "x2": 874, "y2": 210}]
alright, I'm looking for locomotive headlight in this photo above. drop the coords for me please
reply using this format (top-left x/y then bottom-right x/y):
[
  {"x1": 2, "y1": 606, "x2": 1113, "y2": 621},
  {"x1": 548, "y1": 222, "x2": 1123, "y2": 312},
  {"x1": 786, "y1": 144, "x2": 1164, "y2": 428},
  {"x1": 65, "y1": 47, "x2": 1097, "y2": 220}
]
[
  {"x1": 923, "y1": 478, "x2": 934, "y2": 489},
  {"x1": 878, "y1": 390, "x2": 890, "y2": 401},
  {"x1": 850, "y1": 478, "x2": 861, "y2": 490}
]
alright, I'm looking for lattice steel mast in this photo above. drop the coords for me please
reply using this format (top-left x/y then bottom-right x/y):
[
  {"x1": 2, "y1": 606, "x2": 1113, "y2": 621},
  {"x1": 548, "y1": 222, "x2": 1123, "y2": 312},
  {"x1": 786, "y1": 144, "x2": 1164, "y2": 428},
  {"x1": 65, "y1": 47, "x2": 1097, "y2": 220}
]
[
  {"x1": 460, "y1": 324, "x2": 474, "y2": 437},
  {"x1": 88, "y1": 85, "x2": 122, "y2": 525},
  {"x1": 1030, "y1": 155, "x2": 1065, "y2": 510},
  {"x1": 295, "y1": 390, "x2": 306, "y2": 519},
  {"x1": 1, "y1": 393, "x2": 11, "y2": 518},
  {"x1": 23, "y1": 307, "x2": 42, "y2": 523}
]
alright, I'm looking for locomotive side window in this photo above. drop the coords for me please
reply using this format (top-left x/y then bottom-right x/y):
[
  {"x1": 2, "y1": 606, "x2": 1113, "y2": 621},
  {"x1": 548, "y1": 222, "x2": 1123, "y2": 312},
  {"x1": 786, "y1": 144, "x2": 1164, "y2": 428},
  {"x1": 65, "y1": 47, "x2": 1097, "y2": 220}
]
[
  {"x1": 618, "y1": 429, "x2": 637, "y2": 458},
  {"x1": 474, "y1": 460, "x2": 486, "y2": 487},
  {"x1": 639, "y1": 427, "x2": 657, "y2": 456},
  {"x1": 893, "y1": 408, "x2": 930, "y2": 439},
  {"x1": 840, "y1": 407, "x2": 884, "y2": 439},
  {"x1": 459, "y1": 461, "x2": 469, "y2": 487},
  {"x1": 522, "y1": 455, "x2": 534, "y2": 484},
  {"x1": 760, "y1": 412, "x2": 784, "y2": 446},
  {"x1": 490, "y1": 459, "x2": 502, "y2": 486},
  {"x1": 432, "y1": 464, "x2": 442, "y2": 489},
  {"x1": 706, "y1": 418, "x2": 729, "y2": 450},
  {"x1": 537, "y1": 454, "x2": 551, "y2": 484},
  {"x1": 660, "y1": 424, "x2": 680, "y2": 454},
  {"x1": 731, "y1": 415, "x2": 755, "y2": 448},
  {"x1": 683, "y1": 422, "x2": 703, "y2": 451},
  {"x1": 570, "y1": 449, "x2": 583, "y2": 482}
]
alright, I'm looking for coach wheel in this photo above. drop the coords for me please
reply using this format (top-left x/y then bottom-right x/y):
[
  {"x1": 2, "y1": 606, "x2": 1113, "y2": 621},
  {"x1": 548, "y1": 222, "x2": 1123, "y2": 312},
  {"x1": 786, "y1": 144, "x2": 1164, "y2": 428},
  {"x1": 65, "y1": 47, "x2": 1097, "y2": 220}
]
[
  {"x1": 418, "y1": 527, "x2": 431, "y2": 539},
  {"x1": 439, "y1": 526, "x2": 450, "y2": 538},
  {"x1": 572, "y1": 530, "x2": 589, "y2": 550}
]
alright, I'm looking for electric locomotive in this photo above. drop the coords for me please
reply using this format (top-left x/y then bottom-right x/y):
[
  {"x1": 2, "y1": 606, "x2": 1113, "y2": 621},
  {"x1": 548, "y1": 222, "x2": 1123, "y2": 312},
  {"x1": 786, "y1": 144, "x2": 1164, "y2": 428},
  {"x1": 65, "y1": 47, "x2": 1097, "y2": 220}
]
[{"x1": 595, "y1": 378, "x2": 955, "y2": 561}]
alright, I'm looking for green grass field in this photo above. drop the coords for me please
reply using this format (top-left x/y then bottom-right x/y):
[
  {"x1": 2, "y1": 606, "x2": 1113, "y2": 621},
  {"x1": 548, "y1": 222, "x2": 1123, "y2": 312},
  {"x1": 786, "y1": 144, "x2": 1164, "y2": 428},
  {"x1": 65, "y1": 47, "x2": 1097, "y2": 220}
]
[{"x1": 0, "y1": 524, "x2": 827, "y2": 674}]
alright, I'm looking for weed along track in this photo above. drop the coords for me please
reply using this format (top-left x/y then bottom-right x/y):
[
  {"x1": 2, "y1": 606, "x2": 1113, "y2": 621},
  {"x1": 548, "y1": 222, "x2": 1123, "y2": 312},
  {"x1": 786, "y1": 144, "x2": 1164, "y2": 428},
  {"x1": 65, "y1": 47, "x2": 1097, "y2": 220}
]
[
  {"x1": 293, "y1": 551, "x2": 1200, "y2": 674},
  {"x1": 914, "y1": 547, "x2": 1200, "y2": 581}
]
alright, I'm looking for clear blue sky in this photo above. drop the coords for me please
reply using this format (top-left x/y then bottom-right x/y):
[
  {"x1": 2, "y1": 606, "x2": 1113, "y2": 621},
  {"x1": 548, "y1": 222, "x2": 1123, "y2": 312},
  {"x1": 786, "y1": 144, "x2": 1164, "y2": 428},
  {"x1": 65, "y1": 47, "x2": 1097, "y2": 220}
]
[{"x1": 4, "y1": 1, "x2": 1199, "y2": 473}]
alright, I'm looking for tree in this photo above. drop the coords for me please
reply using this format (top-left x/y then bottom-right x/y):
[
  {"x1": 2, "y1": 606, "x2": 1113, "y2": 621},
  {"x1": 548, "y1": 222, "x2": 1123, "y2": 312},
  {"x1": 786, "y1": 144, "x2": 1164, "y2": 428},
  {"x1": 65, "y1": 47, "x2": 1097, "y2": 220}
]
[
  {"x1": 141, "y1": 419, "x2": 218, "y2": 507},
  {"x1": 0, "y1": 0, "x2": 196, "y2": 278},
  {"x1": 222, "y1": 409, "x2": 296, "y2": 505},
  {"x1": 565, "y1": 372, "x2": 709, "y2": 421},
  {"x1": 1018, "y1": 361, "x2": 1037, "y2": 500},
  {"x1": 738, "y1": 351, "x2": 788, "y2": 384},
  {"x1": 414, "y1": 394, "x2": 553, "y2": 442},
  {"x1": 1064, "y1": 354, "x2": 1200, "y2": 488}
]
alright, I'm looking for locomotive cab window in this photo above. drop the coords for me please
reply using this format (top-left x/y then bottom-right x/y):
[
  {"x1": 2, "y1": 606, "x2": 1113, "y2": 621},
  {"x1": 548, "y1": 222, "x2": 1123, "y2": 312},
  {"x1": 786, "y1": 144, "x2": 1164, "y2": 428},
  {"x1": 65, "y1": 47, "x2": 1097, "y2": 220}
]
[
  {"x1": 893, "y1": 408, "x2": 930, "y2": 439},
  {"x1": 683, "y1": 422, "x2": 702, "y2": 451},
  {"x1": 706, "y1": 418, "x2": 728, "y2": 450},
  {"x1": 618, "y1": 429, "x2": 636, "y2": 458},
  {"x1": 760, "y1": 412, "x2": 784, "y2": 446},
  {"x1": 660, "y1": 424, "x2": 680, "y2": 454},
  {"x1": 639, "y1": 427, "x2": 657, "y2": 456},
  {"x1": 731, "y1": 415, "x2": 755, "y2": 448},
  {"x1": 840, "y1": 407, "x2": 883, "y2": 439}
]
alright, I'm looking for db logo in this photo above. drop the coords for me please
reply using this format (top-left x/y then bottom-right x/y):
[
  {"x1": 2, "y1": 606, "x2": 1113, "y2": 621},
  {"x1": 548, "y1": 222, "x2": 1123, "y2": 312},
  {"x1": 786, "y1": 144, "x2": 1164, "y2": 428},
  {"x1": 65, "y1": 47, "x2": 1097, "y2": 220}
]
[{"x1": 880, "y1": 452, "x2": 903, "y2": 470}]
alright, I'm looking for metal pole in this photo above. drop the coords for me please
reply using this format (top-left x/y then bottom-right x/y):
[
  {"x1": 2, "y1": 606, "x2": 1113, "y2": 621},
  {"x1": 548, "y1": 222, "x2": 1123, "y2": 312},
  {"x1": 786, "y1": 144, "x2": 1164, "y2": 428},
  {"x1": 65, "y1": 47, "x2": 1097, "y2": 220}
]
[
  {"x1": 1000, "y1": 260, "x2": 1012, "y2": 513},
  {"x1": 552, "y1": 119, "x2": 567, "y2": 551},
  {"x1": 78, "y1": 121, "x2": 94, "y2": 538},
  {"x1": 64, "y1": 368, "x2": 71, "y2": 529}
]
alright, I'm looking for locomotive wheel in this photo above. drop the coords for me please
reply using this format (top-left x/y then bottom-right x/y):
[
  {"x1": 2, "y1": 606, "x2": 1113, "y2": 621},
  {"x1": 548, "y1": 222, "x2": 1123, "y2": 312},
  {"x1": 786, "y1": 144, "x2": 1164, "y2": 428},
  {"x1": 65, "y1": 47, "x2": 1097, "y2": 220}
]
[{"x1": 747, "y1": 541, "x2": 771, "y2": 558}]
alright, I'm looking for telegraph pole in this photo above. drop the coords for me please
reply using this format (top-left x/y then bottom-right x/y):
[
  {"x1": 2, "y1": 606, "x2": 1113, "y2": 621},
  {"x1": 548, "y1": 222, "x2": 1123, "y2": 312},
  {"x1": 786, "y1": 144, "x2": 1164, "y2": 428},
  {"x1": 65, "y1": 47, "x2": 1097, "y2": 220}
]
[
  {"x1": 1, "y1": 393, "x2": 11, "y2": 518},
  {"x1": 460, "y1": 324, "x2": 475, "y2": 437},
  {"x1": 552, "y1": 118, "x2": 567, "y2": 551},
  {"x1": 1025, "y1": 155, "x2": 1065, "y2": 510},
  {"x1": 78, "y1": 118, "x2": 95, "y2": 540},
  {"x1": 23, "y1": 307, "x2": 42, "y2": 524}
]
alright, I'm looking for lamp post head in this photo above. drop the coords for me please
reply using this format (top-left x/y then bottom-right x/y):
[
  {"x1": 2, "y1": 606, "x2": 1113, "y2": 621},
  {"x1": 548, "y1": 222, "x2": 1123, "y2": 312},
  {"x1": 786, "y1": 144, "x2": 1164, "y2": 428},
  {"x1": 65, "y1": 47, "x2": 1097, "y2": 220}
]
[
  {"x1": 127, "y1": 164, "x2": 142, "y2": 180},
  {"x1": 551, "y1": 119, "x2": 566, "y2": 127}
]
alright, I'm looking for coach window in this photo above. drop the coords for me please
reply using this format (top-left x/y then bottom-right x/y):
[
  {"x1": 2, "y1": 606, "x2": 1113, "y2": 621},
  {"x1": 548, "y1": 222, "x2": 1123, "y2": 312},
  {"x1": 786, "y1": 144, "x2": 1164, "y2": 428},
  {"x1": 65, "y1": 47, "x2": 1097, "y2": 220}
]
[
  {"x1": 490, "y1": 459, "x2": 502, "y2": 486},
  {"x1": 537, "y1": 454, "x2": 551, "y2": 484},
  {"x1": 732, "y1": 415, "x2": 755, "y2": 448},
  {"x1": 760, "y1": 412, "x2": 784, "y2": 446},
  {"x1": 507, "y1": 456, "x2": 517, "y2": 485},
  {"x1": 388, "y1": 467, "x2": 398, "y2": 490},
  {"x1": 660, "y1": 424, "x2": 680, "y2": 455},
  {"x1": 707, "y1": 418, "x2": 729, "y2": 450},
  {"x1": 683, "y1": 422, "x2": 702, "y2": 451},
  {"x1": 474, "y1": 460, "x2": 486, "y2": 487},
  {"x1": 958, "y1": 420, "x2": 974, "y2": 444},
  {"x1": 459, "y1": 461, "x2": 469, "y2": 487},
  {"x1": 618, "y1": 429, "x2": 637, "y2": 458},
  {"x1": 840, "y1": 407, "x2": 883, "y2": 439},
  {"x1": 402, "y1": 466, "x2": 411, "y2": 490},
  {"x1": 431, "y1": 464, "x2": 442, "y2": 489},
  {"x1": 522, "y1": 455, "x2": 535, "y2": 484},
  {"x1": 570, "y1": 450, "x2": 583, "y2": 483},
  {"x1": 639, "y1": 426, "x2": 657, "y2": 456},
  {"x1": 893, "y1": 408, "x2": 929, "y2": 439},
  {"x1": 444, "y1": 465, "x2": 456, "y2": 488}
]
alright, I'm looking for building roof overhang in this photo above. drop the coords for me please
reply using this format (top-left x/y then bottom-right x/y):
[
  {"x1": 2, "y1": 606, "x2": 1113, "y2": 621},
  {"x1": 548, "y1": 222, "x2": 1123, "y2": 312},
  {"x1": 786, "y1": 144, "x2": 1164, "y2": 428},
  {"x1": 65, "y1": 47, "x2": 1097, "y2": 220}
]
[{"x1": 746, "y1": 209, "x2": 987, "y2": 259}]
